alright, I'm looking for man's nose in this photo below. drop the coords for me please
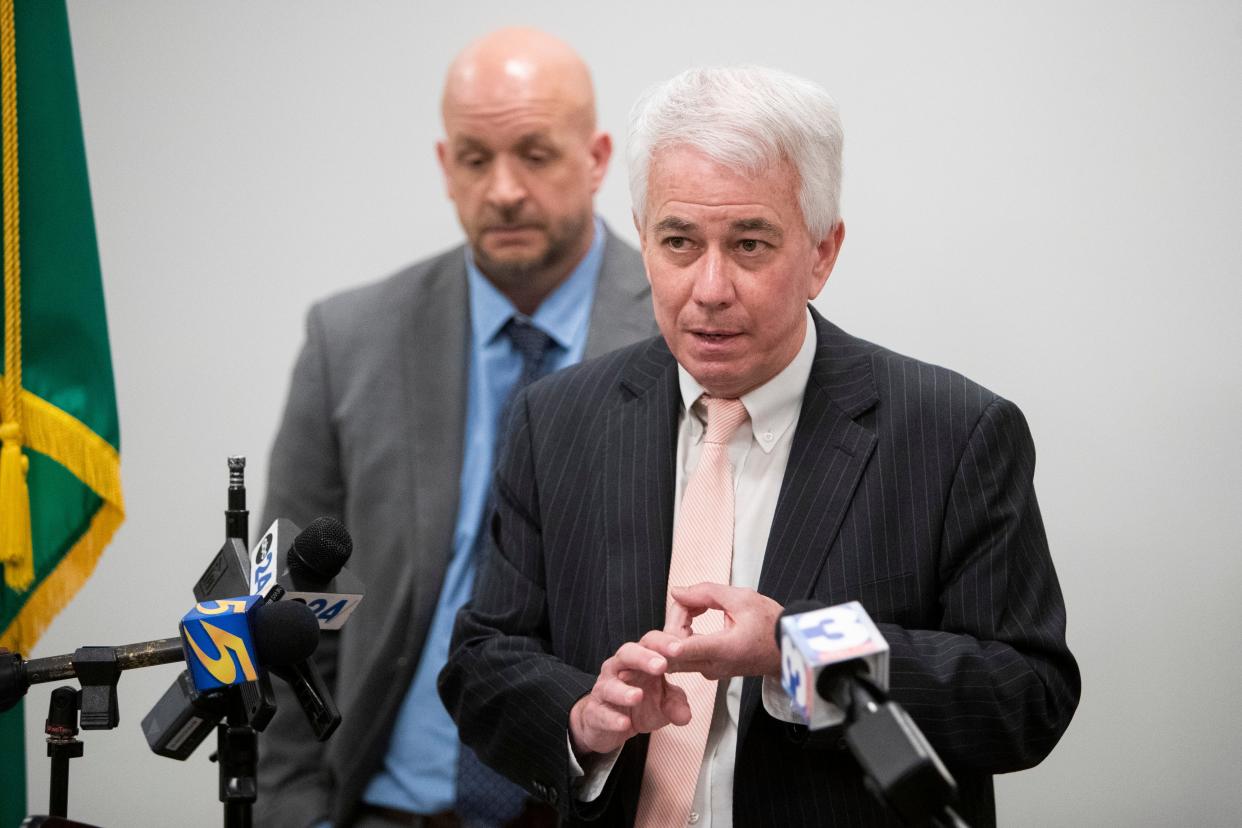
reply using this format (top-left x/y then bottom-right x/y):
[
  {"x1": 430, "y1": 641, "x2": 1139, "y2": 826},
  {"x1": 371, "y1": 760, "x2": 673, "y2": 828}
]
[
  {"x1": 690, "y1": 248, "x2": 736, "y2": 308},
  {"x1": 485, "y1": 156, "x2": 527, "y2": 210}
]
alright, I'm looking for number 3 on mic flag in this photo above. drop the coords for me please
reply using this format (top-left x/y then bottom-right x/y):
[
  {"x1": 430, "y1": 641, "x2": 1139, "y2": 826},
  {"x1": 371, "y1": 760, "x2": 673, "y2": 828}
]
[{"x1": 180, "y1": 596, "x2": 262, "y2": 691}]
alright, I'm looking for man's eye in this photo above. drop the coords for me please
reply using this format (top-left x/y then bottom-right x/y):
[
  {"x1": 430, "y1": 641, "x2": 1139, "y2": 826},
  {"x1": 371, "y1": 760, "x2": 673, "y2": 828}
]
[
  {"x1": 525, "y1": 151, "x2": 551, "y2": 165},
  {"x1": 664, "y1": 237, "x2": 691, "y2": 251},
  {"x1": 460, "y1": 154, "x2": 488, "y2": 169},
  {"x1": 737, "y1": 239, "x2": 766, "y2": 253}
]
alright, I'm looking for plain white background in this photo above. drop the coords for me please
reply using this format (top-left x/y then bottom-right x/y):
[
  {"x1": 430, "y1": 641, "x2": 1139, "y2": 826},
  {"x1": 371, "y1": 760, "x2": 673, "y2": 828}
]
[{"x1": 17, "y1": 2, "x2": 1241, "y2": 825}]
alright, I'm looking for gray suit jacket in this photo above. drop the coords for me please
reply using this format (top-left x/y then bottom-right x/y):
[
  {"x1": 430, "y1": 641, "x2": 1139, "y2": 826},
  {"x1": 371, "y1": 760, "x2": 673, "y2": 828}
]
[{"x1": 255, "y1": 226, "x2": 655, "y2": 828}]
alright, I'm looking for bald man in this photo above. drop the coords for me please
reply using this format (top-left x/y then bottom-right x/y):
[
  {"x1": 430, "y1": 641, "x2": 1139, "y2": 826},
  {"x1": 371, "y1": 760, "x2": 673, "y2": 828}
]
[{"x1": 256, "y1": 28, "x2": 655, "y2": 828}]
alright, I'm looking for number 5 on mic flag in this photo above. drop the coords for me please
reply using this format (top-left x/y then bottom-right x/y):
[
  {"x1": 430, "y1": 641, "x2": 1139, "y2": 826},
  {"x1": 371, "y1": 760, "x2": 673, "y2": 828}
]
[{"x1": 180, "y1": 597, "x2": 263, "y2": 692}]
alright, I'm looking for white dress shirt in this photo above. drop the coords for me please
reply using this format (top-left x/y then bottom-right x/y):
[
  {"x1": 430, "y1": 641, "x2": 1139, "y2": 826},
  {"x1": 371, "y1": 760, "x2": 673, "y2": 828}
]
[{"x1": 572, "y1": 310, "x2": 816, "y2": 827}]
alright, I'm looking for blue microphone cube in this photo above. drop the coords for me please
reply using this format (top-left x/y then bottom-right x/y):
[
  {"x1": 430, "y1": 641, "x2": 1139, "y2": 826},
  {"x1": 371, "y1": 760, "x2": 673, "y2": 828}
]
[{"x1": 180, "y1": 595, "x2": 263, "y2": 692}]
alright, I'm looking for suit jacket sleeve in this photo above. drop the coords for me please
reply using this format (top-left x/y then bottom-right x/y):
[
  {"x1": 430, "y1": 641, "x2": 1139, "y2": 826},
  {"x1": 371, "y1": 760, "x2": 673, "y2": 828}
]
[
  {"x1": 438, "y1": 389, "x2": 604, "y2": 820},
  {"x1": 877, "y1": 396, "x2": 1080, "y2": 773},
  {"x1": 255, "y1": 303, "x2": 344, "y2": 828}
]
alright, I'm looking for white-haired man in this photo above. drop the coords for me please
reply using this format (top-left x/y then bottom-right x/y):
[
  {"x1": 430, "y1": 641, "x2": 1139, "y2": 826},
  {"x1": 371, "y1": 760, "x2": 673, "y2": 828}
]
[{"x1": 440, "y1": 65, "x2": 1079, "y2": 827}]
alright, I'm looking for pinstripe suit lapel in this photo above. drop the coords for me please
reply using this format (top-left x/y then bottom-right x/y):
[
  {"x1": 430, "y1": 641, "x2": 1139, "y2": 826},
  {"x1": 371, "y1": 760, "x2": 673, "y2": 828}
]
[
  {"x1": 758, "y1": 311, "x2": 879, "y2": 604},
  {"x1": 602, "y1": 338, "x2": 680, "y2": 650},
  {"x1": 740, "y1": 309, "x2": 879, "y2": 744}
]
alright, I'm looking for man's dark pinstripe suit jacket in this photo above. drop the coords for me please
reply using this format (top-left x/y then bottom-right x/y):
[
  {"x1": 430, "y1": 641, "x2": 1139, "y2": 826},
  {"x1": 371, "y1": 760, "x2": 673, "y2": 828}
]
[{"x1": 440, "y1": 307, "x2": 1080, "y2": 827}]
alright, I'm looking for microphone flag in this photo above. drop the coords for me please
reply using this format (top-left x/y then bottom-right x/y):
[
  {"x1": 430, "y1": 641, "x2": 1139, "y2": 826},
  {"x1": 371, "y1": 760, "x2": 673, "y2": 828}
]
[
  {"x1": 779, "y1": 600, "x2": 890, "y2": 729},
  {"x1": 179, "y1": 596, "x2": 263, "y2": 692}
]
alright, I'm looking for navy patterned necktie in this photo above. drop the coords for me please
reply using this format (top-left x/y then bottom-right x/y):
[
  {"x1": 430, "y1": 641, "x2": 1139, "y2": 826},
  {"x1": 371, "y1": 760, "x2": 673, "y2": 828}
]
[
  {"x1": 497, "y1": 316, "x2": 555, "y2": 439},
  {"x1": 454, "y1": 315, "x2": 556, "y2": 826}
]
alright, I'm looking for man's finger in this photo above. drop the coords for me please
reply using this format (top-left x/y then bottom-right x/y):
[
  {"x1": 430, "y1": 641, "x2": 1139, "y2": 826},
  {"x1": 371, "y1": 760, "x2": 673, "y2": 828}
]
[
  {"x1": 664, "y1": 658, "x2": 728, "y2": 680},
  {"x1": 584, "y1": 699, "x2": 632, "y2": 735},
  {"x1": 663, "y1": 599, "x2": 694, "y2": 637},
  {"x1": 640, "y1": 628, "x2": 687, "y2": 656},
  {"x1": 670, "y1": 582, "x2": 733, "y2": 612},
  {"x1": 666, "y1": 628, "x2": 729, "y2": 663},
  {"x1": 606, "y1": 641, "x2": 669, "y2": 676},
  {"x1": 661, "y1": 679, "x2": 693, "y2": 726},
  {"x1": 594, "y1": 676, "x2": 644, "y2": 708}
]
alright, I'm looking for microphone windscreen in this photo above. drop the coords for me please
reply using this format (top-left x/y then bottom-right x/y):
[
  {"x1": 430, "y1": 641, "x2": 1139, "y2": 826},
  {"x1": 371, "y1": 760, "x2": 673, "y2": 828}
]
[
  {"x1": 252, "y1": 600, "x2": 320, "y2": 667},
  {"x1": 289, "y1": 517, "x2": 354, "y2": 582}
]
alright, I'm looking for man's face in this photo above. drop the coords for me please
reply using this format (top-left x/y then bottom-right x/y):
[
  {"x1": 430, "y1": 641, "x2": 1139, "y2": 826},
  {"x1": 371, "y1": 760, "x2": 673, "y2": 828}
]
[
  {"x1": 438, "y1": 90, "x2": 609, "y2": 286},
  {"x1": 638, "y1": 146, "x2": 844, "y2": 398}
]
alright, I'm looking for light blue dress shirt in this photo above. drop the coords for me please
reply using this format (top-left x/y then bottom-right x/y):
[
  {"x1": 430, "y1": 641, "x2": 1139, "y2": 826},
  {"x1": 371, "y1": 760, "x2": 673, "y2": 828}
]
[{"x1": 360, "y1": 219, "x2": 604, "y2": 817}]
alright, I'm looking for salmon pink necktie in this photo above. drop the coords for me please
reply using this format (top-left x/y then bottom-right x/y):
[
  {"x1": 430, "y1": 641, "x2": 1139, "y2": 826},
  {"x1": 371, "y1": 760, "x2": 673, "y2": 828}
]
[{"x1": 635, "y1": 395, "x2": 749, "y2": 827}]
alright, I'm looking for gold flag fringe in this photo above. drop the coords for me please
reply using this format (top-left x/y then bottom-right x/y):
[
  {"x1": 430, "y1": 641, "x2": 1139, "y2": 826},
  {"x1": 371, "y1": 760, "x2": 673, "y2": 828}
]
[{"x1": 0, "y1": 0, "x2": 32, "y2": 591}]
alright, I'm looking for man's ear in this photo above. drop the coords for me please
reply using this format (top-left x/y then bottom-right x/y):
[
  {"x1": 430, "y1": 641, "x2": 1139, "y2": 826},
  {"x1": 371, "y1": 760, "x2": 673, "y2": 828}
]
[
  {"x1": 587, "y1": 131, "x2": 613, "y2": 194},
  {"x1": 633, "y1": 211, "x2": 655, "y2": 285},
  {"x1": 435, "y1": 141, "x2": 453, "y2": 198},
  {"x1": 633, "y1": 210, "x2": 653, "y2": 260},
  {"x1": 809, "y1": 220, "x2": 846, "y2": 298}
]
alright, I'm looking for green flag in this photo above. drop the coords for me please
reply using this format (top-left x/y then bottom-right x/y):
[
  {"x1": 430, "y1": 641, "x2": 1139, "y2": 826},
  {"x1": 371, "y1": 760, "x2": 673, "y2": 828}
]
[{"x1": 0, "y1": 2, "x2": 124, "y2": 822}]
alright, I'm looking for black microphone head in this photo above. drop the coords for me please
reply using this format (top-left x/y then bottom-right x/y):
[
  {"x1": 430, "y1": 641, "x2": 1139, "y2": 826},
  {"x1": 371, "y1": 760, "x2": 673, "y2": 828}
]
[
  {"x1": 775, "y1": 599, "x2": 829, "y2": 646},
  {"x1": 252, "y1": 600, "x2": 320, "y2": 667},
  {"x1": 288, "y1": 517, "x2": 353, "y2": 583}
]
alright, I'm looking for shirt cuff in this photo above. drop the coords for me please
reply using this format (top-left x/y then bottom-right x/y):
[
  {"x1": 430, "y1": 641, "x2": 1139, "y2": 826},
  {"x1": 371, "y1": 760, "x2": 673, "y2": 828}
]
[
  {"x1": 566, "y1": 731, "x2": 623, "y2": 802},
  {"x1": 761, "y1": 674, "x2": 801, "y2": 723}
]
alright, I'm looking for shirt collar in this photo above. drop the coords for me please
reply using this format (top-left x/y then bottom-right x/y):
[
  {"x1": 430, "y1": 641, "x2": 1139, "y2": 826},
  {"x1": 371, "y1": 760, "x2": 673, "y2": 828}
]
[
  {"x1": 677, "y1": 307, "x2": 817, "y2": 454},
  {"x1": 466, "y1": 216, "x2": 605, "y2": 349}
]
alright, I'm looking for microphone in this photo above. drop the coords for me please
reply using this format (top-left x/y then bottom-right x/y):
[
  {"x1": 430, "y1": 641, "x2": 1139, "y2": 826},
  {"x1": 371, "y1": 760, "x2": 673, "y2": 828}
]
[
  {"x1": 142, "y1": 598, "x2": 320, "y2": 759},
  {"x1": 180, "y1": 596, "x2": 319, "y2": 693},
  {"x1": 248, "y1": 517, "x2": 356, "y2": 740},
  {"x1": 193, "y1": 538, "x2": 252, "y2": 603},
  {"x1": 775, "y1": 600, "x2": 963, "y2": 827},
  {"x1": 141, "y1": 669, "x2": 225, "y2": 760},
  {"x1": 263, "y1": 652, "x2": 340, "y2": 741},
  {"x1": 249, "y1": 517, "x2": 363, "y2": 630},
  {"x1": 777, "y1": 599, "x2": 890, "y2": 730}
]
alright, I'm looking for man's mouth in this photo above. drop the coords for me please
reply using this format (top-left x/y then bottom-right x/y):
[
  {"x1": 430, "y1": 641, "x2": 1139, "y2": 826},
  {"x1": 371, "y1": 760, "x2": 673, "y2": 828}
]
[
  {"x1": 691, "y1": 329, "x2": 741, "y2": 343},
  {"x1": 485, "y1": 224, "x2": 541, "y2": 235}
]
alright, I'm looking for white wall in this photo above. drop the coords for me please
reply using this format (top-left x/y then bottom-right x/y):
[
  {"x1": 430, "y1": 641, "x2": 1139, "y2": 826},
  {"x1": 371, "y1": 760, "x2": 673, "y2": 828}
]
[{"x1": 20, "y1": 1, "x2": 1241, "y2": 824}]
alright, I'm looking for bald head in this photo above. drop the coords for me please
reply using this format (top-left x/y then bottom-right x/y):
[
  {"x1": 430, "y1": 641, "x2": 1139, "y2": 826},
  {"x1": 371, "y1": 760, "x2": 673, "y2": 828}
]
[
  {"x1": 442, "y1": 27, "x2": 596, "y2": 134},
  {"x1": 436, "y1": 28, "x2": 612, "y2": 315}
]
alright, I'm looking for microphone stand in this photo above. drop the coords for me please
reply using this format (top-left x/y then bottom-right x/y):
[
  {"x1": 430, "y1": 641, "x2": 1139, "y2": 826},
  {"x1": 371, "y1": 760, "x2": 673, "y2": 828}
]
[
  {"x1": 45, "y1": 687, "x2": 83, "y2": 819},
  {"x1": 212, "y1": 455, "x2": 258, "y2": 828},
  {"x1": 11, "y1": 645, "x2": 128, "y2": 827},
  {"x1": 3, "y1": 626, "x2": 272, "y2": 828},
  {"x1": 225, "y1": 455, "x2": 249, "y2": 550},
  {"x1": 832, "y1": 674, "x2": 968, "y2": 828},
  {"x1": 216, "y1": 703, "x2": 259, "y2": 828}
]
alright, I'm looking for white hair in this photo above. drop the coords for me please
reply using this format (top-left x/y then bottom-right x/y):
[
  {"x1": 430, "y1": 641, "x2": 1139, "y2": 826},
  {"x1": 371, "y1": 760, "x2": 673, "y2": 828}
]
[{"x1": 627, "y1": 65, "x2": 844, "y2": 240}]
